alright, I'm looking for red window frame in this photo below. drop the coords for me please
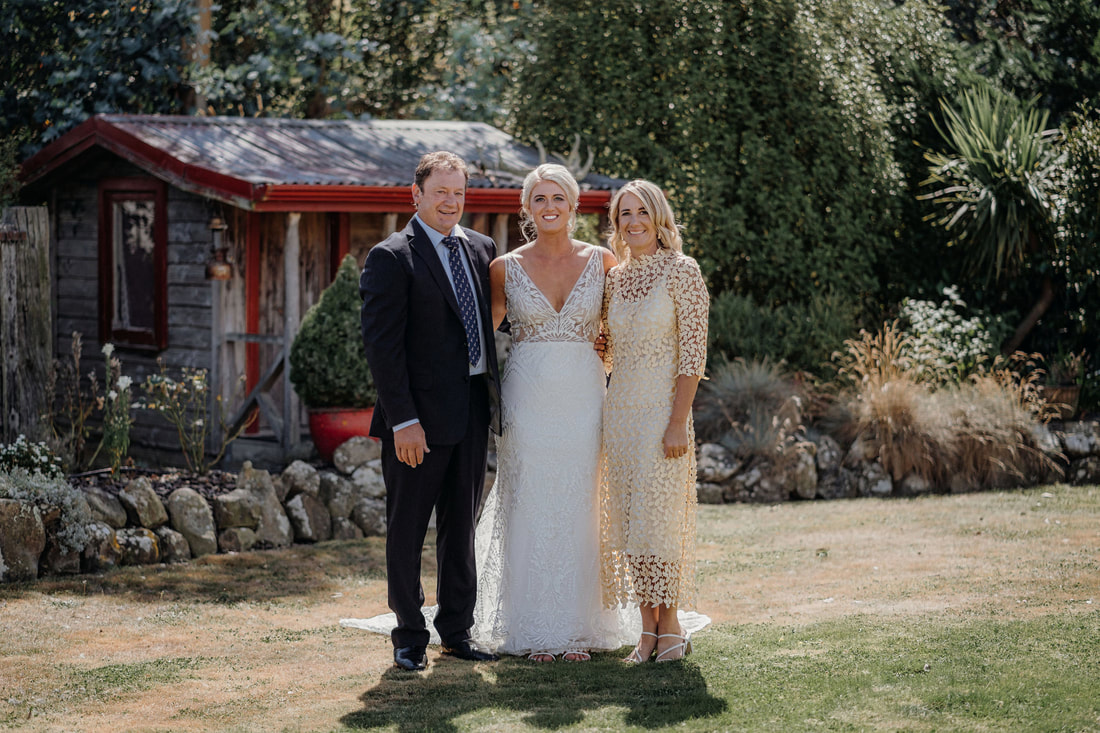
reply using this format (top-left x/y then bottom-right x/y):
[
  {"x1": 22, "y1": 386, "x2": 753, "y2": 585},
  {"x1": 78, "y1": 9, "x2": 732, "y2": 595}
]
[{"x1": 97, "y1": 177, "x2": 168, "y2": 350}]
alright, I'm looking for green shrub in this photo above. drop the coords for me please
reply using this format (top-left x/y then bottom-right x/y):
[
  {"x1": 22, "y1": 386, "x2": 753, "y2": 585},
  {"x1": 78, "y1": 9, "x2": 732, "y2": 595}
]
[
  {"x1": 0, "y1": 435, "x2": 64, "y2": 479},
  {"x1": 289, "y1": 254, "x2": 376, "y2": 409},
  {"x1": 708, "y1": 290, "x2": 859, "y2": 375},
  {"x1": 513, "y1": 0, "x2": 963, "y2": 357},
  {"x1": 0, "y1": 468, "x2": 92, "y2": 554}
]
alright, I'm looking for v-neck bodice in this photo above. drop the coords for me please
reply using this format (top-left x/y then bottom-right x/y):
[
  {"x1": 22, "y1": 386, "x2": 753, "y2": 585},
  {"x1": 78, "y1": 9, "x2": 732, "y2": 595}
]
[{"x1": 504, "y1": 248, "x2": 605, "y2": 343}]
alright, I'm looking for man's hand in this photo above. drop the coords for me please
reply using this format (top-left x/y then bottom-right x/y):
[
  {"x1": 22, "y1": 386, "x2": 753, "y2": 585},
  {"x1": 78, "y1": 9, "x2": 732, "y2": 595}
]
[{"x1": 394, "y1": 423, "x2": 430, "y2": 467}]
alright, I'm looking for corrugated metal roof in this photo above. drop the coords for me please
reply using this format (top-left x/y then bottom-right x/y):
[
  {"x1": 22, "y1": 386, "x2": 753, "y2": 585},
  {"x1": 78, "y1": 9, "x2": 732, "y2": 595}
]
[
  {"x1": 100, "y1": 115, "x2": 549, "y2": 188},
  {"x1": 22, "y1": 115, "x2": 623, "y2": 198}
]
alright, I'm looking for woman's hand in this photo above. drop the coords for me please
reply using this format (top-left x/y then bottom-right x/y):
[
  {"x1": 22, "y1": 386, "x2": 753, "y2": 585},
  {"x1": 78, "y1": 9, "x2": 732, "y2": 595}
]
[{"x1": 662, "y1": 421, "x2": 691, "y2": 459}]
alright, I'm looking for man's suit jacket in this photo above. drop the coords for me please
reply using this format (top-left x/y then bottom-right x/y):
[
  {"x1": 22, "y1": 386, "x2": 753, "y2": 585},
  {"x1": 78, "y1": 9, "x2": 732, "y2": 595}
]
[{"x1": 359, "y1": 219, "x2": 501, "y2": 444}]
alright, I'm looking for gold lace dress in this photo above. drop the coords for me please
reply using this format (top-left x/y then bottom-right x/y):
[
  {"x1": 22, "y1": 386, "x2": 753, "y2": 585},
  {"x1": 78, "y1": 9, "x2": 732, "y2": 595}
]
[{"x1": 600, "y1": 248, "x2": 709, "y2": 608}]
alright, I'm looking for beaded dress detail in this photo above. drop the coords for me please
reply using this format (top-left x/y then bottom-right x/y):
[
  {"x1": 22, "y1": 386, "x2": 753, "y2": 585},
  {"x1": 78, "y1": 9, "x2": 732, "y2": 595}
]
[
  {"x1": 600, "y1": 248, "x2": 709, "y2": 608},
  {"x1": 472, "y1": 247, "x2": 636, "y2": 654}
]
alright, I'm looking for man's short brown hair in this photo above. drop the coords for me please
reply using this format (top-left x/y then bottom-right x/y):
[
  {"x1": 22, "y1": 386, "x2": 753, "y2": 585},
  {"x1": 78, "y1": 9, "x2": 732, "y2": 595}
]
[{"x1": 414, "y1": 151, "x2": 469, "y2": 189}]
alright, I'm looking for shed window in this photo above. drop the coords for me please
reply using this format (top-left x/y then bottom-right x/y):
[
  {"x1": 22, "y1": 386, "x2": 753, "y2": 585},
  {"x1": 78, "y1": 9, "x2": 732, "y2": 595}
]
[{"x1": 98, "y1": 178, "x2": 167, "y2": 349}]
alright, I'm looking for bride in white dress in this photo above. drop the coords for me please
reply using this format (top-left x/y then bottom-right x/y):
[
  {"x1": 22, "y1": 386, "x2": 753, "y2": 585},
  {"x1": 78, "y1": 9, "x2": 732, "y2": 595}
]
[{"x1": 473, "y1": 164, "x2": 635, "y2": 661}]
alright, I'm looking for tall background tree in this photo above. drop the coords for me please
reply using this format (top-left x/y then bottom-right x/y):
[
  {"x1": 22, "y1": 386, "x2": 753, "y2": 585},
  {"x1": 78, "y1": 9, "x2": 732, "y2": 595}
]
[
  {"x1": 0, "y1": 0, "x2": 195, "y2": 150},
  {"x1": 510, "y1": 0, "x2": 963, "y2": 372}
]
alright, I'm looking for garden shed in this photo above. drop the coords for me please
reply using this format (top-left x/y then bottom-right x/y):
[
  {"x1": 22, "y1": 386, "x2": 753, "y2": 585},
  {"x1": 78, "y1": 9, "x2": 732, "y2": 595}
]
[{"x1": 18, "y1": 114, "x2": 622, "y2": 469}]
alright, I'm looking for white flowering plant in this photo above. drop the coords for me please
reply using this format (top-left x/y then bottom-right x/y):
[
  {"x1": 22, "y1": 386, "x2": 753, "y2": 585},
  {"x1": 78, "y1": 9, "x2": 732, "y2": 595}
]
[
  {"x1": 91, "y1": 343, "x2": 132, "y2": 475},
  {"x1": 898, "y1": 286, "x2": 1009, "y2": 384},
  {"x1": 0, "y1": 435, "x2": 65, "y2": 479},
  {"x1": 139, "y1": 359, "x2": 252, "y2": 474}
]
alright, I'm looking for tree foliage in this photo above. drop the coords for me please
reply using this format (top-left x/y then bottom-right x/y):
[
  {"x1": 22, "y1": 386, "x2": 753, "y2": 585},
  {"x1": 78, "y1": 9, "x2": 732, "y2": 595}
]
[
  {"x1": 921, "y1": 86, "x2": 1064, "y2": 283},
  {"x1": 512, "y1": 0, "x2": 962, "y2": 371},
  {"x1": 943, "y1": 0, "x2": 1100, "y2": 125},
  {"x1": 0, "y1": 0, "x2": 194, "y2": 149},
  {"x1": 193, "y1": 0, "x2": 517, "y2": 120}
]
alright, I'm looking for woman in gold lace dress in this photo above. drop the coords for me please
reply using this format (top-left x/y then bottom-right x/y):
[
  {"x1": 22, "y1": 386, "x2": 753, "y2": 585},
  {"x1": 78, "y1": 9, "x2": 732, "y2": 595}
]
[{"x1": 600, "y1": 180, "x2": 709, "y2": 663}]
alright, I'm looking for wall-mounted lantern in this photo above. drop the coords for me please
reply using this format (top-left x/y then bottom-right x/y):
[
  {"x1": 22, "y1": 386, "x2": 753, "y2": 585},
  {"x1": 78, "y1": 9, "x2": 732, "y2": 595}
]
[{"x1": 205, "y1": 216, "x2": 232, "y2": 281}]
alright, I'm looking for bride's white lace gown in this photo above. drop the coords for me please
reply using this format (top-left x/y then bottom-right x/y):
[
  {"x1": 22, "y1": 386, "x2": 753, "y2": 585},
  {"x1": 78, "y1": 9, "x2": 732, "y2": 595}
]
[{"x1": 472, "y1": 247, "x2": 637, "y2": 655}]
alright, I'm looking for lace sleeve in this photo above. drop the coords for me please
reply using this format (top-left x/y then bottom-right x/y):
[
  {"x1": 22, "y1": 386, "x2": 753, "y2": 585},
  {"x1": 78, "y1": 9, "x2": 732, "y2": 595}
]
[
  {"x1": 668, "y1": 254, "x2": 709, "y2": 377},
  {"x1": 600, "y1": 267, "x2": 616, "y2": 376}
]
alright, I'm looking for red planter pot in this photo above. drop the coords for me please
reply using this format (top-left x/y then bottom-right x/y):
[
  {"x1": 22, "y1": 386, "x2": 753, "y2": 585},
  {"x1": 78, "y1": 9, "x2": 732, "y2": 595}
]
[{"x1": 307, "y1": 407, "x2": 376, "y2": 462}]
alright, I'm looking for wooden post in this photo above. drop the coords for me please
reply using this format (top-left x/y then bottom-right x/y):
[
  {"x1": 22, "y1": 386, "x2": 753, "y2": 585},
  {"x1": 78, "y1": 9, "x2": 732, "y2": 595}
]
[
  {"x1": 209, "y1": 277, "x2": 224, "y2": 451},
  {"x1": 383, "y1": 213, "x2": 398, "y2": 236},
  {"x1": 471, "y1": 213, "x2": 488, "y2": 235},
  {"x1": 283, "y1": 212, "x2": 301, "y2": 454},
  {"x1": 0, "y1": 207, "x2": 52, "y2": 443},
  {"x1": 493, "y1": 214, "x2": 510, "y2": 253}
]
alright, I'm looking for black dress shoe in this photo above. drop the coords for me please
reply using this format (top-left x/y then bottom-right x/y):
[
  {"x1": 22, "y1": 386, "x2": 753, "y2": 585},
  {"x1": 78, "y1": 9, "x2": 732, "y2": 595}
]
[
  {"x1": 393, "y1": 645, "x2": 427, "y2": 671},
  {"x1": 441, "y1": 640, "x2": 499, "y2": 662}
]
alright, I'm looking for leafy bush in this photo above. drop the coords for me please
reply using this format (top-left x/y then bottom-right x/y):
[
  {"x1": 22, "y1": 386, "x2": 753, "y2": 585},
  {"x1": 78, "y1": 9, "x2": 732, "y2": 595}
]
[
  {"x1": 513, "y1": 0, "x2": 963, "y2": 360},
  {"x1": 289, "y1": 254, "x2": 375, "y2": 409},
  {"x1": 94, "y1": 343, "x2": 132, "y2": 474},
  {"x1": 43, "y1": 332, "x2": 101, "y2": 473},
  {"x1": 0, "y1": 435, "x2": 64, "y2": 479},
  {"x1": 0, "y1": 468, "x2": 92, "y2": 555},
  {"x1": 708, "y1": 290, "x2": 860, "y2": 375},
  {"x1": 140, "y1": 360, "x2": 251, "y2": 474}
]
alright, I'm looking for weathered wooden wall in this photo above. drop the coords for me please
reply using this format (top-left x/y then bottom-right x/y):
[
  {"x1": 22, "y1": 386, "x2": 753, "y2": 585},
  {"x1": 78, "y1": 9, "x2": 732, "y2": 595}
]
[
  {"x1": 50, "y1": 157, "x2": 240, "y2": 466},
  {"x1": 0, "y1": 207, "x2": 52, "y2": 443}
]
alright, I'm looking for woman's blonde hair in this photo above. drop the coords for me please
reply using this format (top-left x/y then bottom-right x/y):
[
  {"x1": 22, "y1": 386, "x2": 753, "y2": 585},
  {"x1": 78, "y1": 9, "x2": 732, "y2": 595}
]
[
  {"x1": 606, "y1": 179, "x2": 683, "y2": 263},
  {"x1": 519, "y1": 164, "x2": 580, "y2": 242}
]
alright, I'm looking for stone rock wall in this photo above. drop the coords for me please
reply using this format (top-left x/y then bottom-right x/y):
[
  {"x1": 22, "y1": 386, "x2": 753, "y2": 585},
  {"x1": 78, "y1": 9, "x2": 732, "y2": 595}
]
[
  {"x1": 1, "y1": 436, "x2": 387, "y2": 582},
  {"x1": 694, "y1": 420, "x2": 1100, "y2": 504},
  {"x1": 4, "y1": 423, "x2": 1098, "y2": 582}
]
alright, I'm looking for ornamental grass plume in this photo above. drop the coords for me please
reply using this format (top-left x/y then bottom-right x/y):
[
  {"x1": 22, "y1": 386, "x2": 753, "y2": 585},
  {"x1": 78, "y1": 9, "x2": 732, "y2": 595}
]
[
  {"x1": 834, "y1": 324, "x2": 1060, "y2": 490},
  {"x1": 694, "y1": 357, "x2": 805, "y2": 461}
]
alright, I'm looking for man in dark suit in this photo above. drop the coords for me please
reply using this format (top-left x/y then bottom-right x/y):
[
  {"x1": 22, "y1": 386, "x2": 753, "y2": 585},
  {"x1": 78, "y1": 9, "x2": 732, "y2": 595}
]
[{"x1": 359, "y1": 151, "x2": 501, "y2": 672}]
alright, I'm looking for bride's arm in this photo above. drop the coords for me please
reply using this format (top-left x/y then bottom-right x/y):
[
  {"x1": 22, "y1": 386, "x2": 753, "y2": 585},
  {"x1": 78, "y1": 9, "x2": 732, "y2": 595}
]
[{"x1": 489, "y1": 257, "x2": 507, "y2": 331}]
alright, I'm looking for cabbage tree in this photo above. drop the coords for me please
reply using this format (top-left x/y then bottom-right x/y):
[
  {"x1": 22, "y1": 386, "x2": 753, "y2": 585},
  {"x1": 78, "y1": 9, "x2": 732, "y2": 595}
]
[{"x1": 920, "y1": 86, "x2": 1065, "y2": 353}]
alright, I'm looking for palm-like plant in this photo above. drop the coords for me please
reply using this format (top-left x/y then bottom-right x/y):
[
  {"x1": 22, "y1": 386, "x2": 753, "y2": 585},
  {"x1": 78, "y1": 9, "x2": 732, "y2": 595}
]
[{"x1": 920, "y1": 86, "x2": 1065, "y2": 353}]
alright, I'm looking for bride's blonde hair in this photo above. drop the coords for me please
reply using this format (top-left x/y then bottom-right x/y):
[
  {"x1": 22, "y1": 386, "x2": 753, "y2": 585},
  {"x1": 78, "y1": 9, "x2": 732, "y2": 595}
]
[
  {"x1": 605, "y1": 180, "x2": 683, "y2": 263},
  {"x1": 519, "y1": 164, "x2": 580, "y2": 243}
]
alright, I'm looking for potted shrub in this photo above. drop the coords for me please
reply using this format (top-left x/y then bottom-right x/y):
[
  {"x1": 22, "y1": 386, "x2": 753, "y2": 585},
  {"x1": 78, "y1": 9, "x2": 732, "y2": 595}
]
[
  {"x1": 1040, "y1": 348, "x2": 1086, "y2": 420},
  {"x1": 289, "y1": 254, "x2": 377, "y2": 460}
]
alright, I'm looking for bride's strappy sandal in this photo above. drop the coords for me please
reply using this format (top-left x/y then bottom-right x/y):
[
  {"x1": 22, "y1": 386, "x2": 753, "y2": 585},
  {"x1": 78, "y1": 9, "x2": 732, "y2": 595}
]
[
  {"x1": 655, "y1": 633, "x2": 693, "y2": 663},
  {"x1": 623, "y1": 631, "x2": 658, "y2": 664},
  {"x1": 527, "y1": 652, "x2": 556, "y2": 663},
  {"x1": 562, "y1": 650, "x2": 591, "y2": 662}
]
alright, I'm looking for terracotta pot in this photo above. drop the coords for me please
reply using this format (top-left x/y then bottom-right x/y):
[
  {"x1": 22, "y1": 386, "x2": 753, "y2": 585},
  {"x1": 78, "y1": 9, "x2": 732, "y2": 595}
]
[
  {"x1": 1038, "y1": 384, "x2": 1080, "y2": 421},
  {"x1": 307, "y1": 407, "x2": 375, "y2": 461}
]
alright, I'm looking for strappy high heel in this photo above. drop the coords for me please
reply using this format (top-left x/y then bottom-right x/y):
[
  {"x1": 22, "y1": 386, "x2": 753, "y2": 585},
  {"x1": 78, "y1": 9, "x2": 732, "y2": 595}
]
[
  {"x1": 655, "y1": 633, "x2": 693, "y2": 662},
  {"x1": 527, "y1": 652, "x2": 555, "y2": 662},
  {"x1": 562, "y1": 650, "x2": 591, "y2": 662},
  {"x1": 624, "y1": 631, "x2": 658, "y2": 664}
]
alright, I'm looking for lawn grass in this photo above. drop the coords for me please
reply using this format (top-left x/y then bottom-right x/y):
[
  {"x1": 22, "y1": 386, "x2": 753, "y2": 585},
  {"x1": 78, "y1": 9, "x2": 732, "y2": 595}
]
[
  {"x1": 1, "y1": 483, "x2": 1097, "y2": 731},
  {"x1": 334, "y1": 613, "x2": 1100, "y2": 731}
]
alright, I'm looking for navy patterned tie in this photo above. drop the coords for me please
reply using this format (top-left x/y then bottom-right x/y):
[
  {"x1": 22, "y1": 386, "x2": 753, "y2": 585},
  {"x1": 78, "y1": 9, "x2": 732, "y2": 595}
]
[{"x1": 441, "y1": 236, "x2": 481, "y2": 367}]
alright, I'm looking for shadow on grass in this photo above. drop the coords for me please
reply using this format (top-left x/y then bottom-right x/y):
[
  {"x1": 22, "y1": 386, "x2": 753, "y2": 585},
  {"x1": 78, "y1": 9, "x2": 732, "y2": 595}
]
[
  {"x1": 341, "y1": 653, "x2": 726, "y2": 731},
  {"x1": 0, "y1": 538, "x2": 388, "y2": 604}
]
